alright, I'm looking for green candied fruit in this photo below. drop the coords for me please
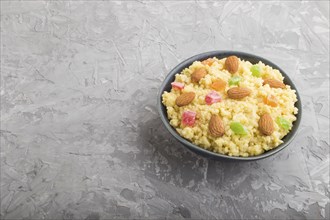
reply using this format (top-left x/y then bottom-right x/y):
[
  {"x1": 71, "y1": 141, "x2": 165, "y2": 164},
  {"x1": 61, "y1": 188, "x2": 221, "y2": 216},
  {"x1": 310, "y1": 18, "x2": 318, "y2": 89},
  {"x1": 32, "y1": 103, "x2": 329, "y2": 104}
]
[
  {"x1": 229, "y1": 76, "x2": 241, "y2": 86},
  {"x1": 276, "y1": 117, "x2": 292, "y2": 130},
  {"x1": 230, "y1": 122, "x2": 248, "y2": 135},
  {"x1": 250, "y1": 65, "x2": 261, "y2": 77}
]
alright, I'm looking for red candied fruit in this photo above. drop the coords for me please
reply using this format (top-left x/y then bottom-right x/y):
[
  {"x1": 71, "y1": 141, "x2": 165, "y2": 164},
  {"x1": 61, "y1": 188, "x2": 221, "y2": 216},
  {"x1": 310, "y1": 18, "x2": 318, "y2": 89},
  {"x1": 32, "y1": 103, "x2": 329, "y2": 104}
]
[
  {"x1": 182, "y1": 110, "x2": 196, "y2": 126},
  {"x1": 205, "y1": 91, "x2": 222, "y2": 105}
]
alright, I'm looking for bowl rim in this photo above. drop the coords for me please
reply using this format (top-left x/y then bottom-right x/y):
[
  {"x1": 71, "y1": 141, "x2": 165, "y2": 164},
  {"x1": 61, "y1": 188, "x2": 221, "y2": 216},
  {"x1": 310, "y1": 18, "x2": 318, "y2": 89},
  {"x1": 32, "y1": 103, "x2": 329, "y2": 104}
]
[{"x1": 157, "y1": 50, "x2": 302, "y2": 161}]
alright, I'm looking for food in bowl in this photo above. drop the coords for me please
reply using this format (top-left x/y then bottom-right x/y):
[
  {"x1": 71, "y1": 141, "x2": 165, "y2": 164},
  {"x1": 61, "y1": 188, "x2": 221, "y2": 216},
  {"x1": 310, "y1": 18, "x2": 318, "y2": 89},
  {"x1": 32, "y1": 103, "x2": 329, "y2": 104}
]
[{"x1": 161, "y1": 56, "x2": 298, "y2": 157}]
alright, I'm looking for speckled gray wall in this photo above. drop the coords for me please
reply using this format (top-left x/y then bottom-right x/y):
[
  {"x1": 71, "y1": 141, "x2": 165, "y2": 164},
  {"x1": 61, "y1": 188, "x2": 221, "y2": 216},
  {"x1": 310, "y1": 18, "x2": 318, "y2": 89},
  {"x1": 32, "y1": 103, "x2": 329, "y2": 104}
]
[{"x1": 0, "y1": 1, "x2": 329, "y2": 219}]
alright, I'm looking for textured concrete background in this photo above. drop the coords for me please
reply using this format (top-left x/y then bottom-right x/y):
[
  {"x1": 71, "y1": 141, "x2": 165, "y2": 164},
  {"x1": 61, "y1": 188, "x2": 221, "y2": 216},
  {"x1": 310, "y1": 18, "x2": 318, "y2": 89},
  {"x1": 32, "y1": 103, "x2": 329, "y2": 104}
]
[{"x1": 1, "y1": 1, "x2": 329, "y2": 219}]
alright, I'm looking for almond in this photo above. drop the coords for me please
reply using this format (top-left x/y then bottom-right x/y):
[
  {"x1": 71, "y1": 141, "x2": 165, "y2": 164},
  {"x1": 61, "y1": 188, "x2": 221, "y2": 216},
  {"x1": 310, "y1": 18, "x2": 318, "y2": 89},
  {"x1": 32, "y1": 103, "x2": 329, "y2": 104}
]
[
  {"x1": 209, "y1": 115, "x2": 225, "y2": 137},
  {"x1": 191, "y1": 68, "x2": 207, "y2": 83},
  {"x1": 263, "y1": 78, "x2": 286, "y2": 89},
  {"x1": 258, "y1": 113, "x2": 274, "y2": 136},
  {"x1": 227, "y1": 87, "x2": 251, "y2": 99},
  {"x1": 175, "y1": 92, "x2": 195, "y2": 106},
  {"x1": 225, "y1": 56, "x2": 239, "y2": 73}
]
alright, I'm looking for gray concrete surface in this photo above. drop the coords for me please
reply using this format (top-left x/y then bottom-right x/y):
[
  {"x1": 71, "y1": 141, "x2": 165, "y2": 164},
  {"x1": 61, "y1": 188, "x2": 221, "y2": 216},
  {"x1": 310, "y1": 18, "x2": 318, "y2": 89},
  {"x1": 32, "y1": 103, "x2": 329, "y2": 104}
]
[{"x1": 1, "y1": 1, "x2": 329, "y2": 219}]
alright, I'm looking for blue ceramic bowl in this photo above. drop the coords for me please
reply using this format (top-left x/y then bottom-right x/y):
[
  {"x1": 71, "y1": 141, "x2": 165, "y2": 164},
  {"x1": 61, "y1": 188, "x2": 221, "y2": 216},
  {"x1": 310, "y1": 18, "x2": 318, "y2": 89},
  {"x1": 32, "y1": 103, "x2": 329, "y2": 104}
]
[{"x1": 157, "y1": 51, "x2": 302, "y2": 161}]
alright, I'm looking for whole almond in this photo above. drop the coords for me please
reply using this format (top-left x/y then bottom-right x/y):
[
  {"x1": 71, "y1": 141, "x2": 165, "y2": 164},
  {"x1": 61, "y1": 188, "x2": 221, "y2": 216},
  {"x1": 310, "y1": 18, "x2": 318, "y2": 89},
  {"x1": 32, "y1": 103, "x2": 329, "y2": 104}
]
[
  {"x1": 209, "y1": 115, "x2": 225, "y2": 137},
  {"x1": 191, "y1": 68, "x2": 207, "y2": 83},
  {"x1": 258, "y1": 113, "x2": 274, "y2": 136},
  {"x1": 175, "y1": 92, "x2": 195, "y2": 106},
  {"x1": 263, "y1": 78, "x2": 286, "y2": 89},
  {"x1": 225, "y1": 56, "x2": 239, "y2": 73},
  {"x1": 227, "y1": 87, "x2": 251, "y2": 99}
]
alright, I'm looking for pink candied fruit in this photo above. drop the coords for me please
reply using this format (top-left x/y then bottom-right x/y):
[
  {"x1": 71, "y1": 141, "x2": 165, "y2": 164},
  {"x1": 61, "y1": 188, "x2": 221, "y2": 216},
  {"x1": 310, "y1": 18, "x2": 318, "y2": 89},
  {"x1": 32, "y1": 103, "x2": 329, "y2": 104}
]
[
  {"x1": 171, "y1": 82, "x2": 185, "y2": 90},
  {"x1": 205, "y1": 91, "x2": 222, "y2": 105},
  {"x1": 181, "y1": 110, "x2": 196, "y2": 126}
]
